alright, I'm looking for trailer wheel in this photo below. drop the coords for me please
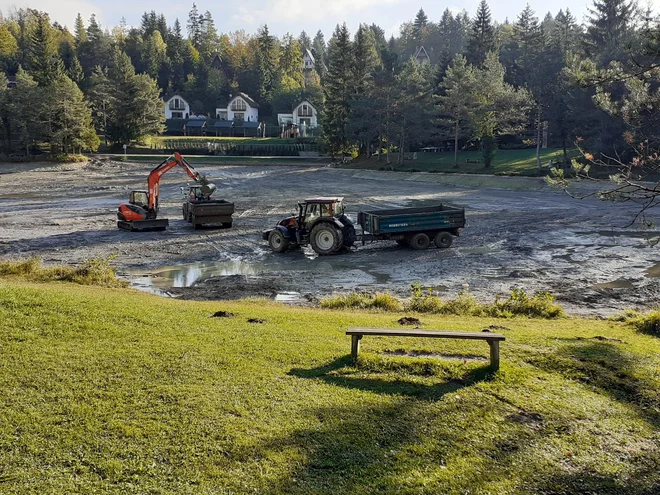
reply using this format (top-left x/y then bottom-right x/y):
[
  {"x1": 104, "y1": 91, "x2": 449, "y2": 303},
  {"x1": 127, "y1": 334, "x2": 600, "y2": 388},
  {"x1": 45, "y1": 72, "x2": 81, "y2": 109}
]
[
  {"x1": 191, "y1": 215, "x2": 200, "y2": 230},
  {"x1": 268, "y1": 230, "x2": 289, "y2": 253},
  {"x1": 410, "y1": 233, "x2": 430, "y2": 250},
  {"x1": 182, "y1": 204, "x2": 187, "y2": 220},
  {"x1": 310, "y1": 224, "x2": 344, "y2": 255},
  {"x1": 434, "y1": 231, "x2": 453, "y2": 248}
]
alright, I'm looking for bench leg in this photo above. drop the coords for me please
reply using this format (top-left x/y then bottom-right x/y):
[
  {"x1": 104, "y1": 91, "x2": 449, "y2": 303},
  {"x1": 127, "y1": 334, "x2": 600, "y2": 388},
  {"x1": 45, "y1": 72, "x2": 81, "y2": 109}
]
[
  {"x1": 351, "y1": 335, "x2": 362, "y2": 360},
  {"x1": 488, "y1": 340, "x2": 500, "y2": 371}
]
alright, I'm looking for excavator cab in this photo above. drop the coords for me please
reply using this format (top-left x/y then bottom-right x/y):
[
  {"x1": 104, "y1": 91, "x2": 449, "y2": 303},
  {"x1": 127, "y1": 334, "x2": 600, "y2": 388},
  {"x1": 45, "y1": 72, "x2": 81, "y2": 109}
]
[{"x1": 129, "y1": 191, "x2": 149, "y2": 208}]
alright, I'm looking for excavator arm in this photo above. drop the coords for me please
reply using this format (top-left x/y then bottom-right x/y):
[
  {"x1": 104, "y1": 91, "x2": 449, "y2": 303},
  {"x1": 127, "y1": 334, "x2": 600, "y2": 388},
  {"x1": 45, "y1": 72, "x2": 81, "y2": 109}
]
[{"x1": 147, "y1": 152, "x2": 201, "y2": 212}]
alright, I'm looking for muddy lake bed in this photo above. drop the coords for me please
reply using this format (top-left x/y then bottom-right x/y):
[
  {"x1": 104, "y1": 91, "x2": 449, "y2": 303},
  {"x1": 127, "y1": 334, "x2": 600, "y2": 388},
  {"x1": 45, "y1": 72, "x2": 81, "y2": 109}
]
[{"x1": 1, "y1": 159, "x2": 659, "y2": 316}]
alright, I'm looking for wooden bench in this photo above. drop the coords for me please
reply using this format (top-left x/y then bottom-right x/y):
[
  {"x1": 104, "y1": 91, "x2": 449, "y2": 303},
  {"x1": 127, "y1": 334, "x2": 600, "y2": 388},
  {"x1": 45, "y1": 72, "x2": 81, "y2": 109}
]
[
  {"x1": 346, "y1": 327, "x2": 505, "y2": 370},
  {"x1": 465, "y1": 158, "x2": 481, "y2": 164}
]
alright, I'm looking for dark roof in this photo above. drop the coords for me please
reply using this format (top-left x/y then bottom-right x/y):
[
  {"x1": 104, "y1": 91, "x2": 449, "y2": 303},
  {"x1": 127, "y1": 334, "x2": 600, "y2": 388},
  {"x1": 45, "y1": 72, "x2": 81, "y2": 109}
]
[
  {"x1": 185, "y1": 120, "x2": 207, "y2": 128},
  {"x1": 163, "y1": 93, "x2": 189, "y2": 103},
  {"x1": 166, "y1": 119, "x2": 186, "y2": 132},
  {"x1": 214, "y1": 120, "x2": 234, "y2": 128},
  {"x1": 235, "y1": 121, "x2": 260, "y2": 129},
  {"x1": 293, "y1": 100, "x2": 316, "y2": 111},
  {"x1": 230, "y1": 92, "x2": 260, "y2": 109}
]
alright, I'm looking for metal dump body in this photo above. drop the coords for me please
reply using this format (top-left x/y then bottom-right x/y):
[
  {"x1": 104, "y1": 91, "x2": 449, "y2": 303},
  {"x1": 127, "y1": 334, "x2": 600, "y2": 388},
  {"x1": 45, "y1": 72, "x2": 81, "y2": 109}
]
[
  {"x1": 357, "y1": 205, "x2": 465, "y2": 234},
  {"x1": 184, "y1": 200, "x2": 235, "y2": 228}
]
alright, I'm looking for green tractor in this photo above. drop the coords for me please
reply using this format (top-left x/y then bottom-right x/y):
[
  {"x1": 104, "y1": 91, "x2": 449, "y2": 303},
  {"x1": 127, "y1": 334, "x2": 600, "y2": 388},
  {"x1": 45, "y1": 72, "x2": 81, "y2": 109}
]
[{"x1": 262, "y1": 197, "x2": 357, "y2": 255}]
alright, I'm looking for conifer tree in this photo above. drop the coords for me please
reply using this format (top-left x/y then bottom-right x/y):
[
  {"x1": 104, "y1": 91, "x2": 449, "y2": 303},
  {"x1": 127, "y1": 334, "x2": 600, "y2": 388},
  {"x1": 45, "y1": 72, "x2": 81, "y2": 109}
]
[
  {"x1": 74, "y1": 13, "x2": 87, "y2": 45},
  {"x1": 434, "y1": 55, "x2": 479, "y2": 168},
  {"x1": 29, "y1": 13, "x2": 61, "y2": 86},
  {"x1": 299, "y1": 31, "x2": 311, "y2": 53},
  {"x1": 187, "y1": 3, "x2": 202, "y2": 48},
  {"x1": 322, "y1": 23, "x2": 353, "y2": 156},
  {"x1": 312, "y1": 30, "x2": 327, "y2": 78},
  {"x1": 412, "y1": 8, "x2": 429, "y2": 43},
  {"x1": 586, "y1": 0, "x2": 637, "y2": 63},
  {"x1": 467, "y1": 0, "x2": 495, "y2": 66},
  {"x1": 256, "y1": 25, "x2": 279, "y2": 101}
]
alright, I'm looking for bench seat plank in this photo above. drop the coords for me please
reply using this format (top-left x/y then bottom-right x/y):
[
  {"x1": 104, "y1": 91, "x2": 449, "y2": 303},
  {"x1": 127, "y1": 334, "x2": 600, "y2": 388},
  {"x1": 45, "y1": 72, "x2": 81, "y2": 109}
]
[{"x1": 346, "y1": 328, "x2": 505, "y2": 341}]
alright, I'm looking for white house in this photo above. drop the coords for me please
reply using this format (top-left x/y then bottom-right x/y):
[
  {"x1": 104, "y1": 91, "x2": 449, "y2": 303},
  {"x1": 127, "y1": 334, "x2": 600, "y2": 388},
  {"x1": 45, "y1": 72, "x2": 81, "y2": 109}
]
[
  {"x1": 216, "y1": 92, "x2": 260, "y2": 122},
  {"x1": 277, "y1": 100, "x2": 318, "y2": 137},
  {"x1": 413, "y1": 46, "x2": 431, "y2": 65},
  {"x1": 164, "y1": 95, "x2": 190, "y2": 119},
  {"x1": 302, "y1": 49, "x2": 315, "y2": 70},
  {"x1": 293, "y1": 100, "x2": 317, "y2": 127}
]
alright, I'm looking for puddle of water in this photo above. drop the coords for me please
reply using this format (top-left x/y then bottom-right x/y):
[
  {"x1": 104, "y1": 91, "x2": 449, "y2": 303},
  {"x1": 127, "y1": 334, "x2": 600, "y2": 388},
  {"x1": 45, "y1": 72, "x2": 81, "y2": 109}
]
[
  {"x1": 130, "y1": 257, "x2": 392, "y2": 290},
  {"x1": 592, "y1": 279, "x2": 635, "y2": 289},
  {"x1": 645, "y1": 262, "x2": 660, "y2": 278},
  {"x1": 138, "y1": 260, "x2": 265, "y2": 288}
]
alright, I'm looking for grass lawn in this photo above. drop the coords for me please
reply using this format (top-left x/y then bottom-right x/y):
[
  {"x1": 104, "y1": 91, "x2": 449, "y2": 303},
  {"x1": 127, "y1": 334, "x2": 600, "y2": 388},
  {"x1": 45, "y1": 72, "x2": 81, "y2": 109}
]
[
  {"x1": 348, "y1": 149, "x2": 576, "y2": 176},
  {"x1": 118, "y1": 155, "x2": 325, "y2": 164},
  {"x1": 0, "y1": 279, "x2": 659, "y2": 494}
]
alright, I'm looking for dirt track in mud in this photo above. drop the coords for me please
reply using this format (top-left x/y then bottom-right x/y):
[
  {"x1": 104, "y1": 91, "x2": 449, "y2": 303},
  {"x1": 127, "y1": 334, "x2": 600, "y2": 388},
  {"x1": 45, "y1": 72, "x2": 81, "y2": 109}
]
[{"x1": 1, "y1": 158, "x2": 659, "y2": 316}]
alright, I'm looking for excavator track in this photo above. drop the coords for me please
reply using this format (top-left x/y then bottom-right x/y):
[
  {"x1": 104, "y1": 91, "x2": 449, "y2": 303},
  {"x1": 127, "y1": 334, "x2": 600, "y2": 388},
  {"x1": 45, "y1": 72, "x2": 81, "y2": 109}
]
[{"x1": 117, "y1": 219, "x2": 169, "y2": 232}]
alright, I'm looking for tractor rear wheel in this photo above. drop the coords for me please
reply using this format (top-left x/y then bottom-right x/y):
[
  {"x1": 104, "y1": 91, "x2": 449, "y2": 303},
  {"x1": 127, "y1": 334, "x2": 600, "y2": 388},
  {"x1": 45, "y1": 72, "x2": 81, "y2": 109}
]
[
  {"x1": 410, "y1": 233, "x2": 430, "y2": 250},
  {"x1": 434, "y1": 231, "x2": 453, "y2": 248},
  {"x1": 310, "y1": 224, "x2": 344, "y2": 255},
  {"x1": 268, "y1": 230, "x2": 289, "y2": 253}
]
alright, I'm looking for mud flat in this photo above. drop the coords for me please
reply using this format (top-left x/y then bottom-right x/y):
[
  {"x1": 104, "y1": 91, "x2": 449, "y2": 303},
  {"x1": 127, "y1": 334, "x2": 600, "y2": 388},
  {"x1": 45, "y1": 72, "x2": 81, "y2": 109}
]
[{"x1": 1, "y1": 158, "x2": 658, "y2": 316}]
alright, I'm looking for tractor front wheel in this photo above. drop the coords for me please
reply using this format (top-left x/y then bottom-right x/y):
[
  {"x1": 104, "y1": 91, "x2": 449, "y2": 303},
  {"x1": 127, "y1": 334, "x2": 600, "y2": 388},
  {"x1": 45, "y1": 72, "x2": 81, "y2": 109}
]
[
  {"x1": 343, "y1": 224, "x2": 357, "y2": 248},
  {"x1": 310, "y1": 224, "x2": 344, "y2": 255},
  {"x1": 268, "y1": 229, "x2": 290, "y2": 253}
]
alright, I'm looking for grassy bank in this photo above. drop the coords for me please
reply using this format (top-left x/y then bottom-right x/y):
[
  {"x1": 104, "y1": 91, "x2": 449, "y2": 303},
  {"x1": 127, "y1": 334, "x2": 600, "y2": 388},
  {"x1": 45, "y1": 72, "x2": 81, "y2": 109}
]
[
  {"x1": 349, "y1": 149, "x2": 575, "y2": 176},
  {"x1": 0, "y1": 279, "x2": 658, "y2": 494}
]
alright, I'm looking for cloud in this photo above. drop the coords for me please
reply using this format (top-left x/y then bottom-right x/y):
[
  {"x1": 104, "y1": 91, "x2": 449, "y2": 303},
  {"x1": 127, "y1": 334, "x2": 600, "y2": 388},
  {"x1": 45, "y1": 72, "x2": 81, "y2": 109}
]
[{"x1": 1, "y1": 0, "x2": 99, "y2": 28}]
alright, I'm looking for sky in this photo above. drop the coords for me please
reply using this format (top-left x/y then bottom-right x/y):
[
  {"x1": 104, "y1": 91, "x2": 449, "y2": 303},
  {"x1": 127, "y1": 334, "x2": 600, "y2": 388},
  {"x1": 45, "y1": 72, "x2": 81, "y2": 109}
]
[{"x1": 0, "y1": 0, "x2": 657, "y2": 38}]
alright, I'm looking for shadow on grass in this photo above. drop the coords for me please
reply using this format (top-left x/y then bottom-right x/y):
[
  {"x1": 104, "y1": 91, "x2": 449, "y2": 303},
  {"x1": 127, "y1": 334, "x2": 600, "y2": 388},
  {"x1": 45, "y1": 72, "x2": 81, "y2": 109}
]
[
  {"x1": 288, "y1": 355, "x2": 494, "y2": 401},
  {"x1": 261, "y1": 353, "x2": 659, "y2": 494},
  {"x1": 525, "y1": 340, "x2": 660, "y2": 427}
]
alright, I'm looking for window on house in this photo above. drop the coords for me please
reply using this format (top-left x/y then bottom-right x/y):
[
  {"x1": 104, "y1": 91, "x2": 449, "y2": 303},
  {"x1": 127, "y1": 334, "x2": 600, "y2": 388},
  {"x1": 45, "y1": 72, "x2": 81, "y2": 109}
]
[
  {"x1": 298, "y1": 104, "x2": 313, "y2": 117},
  {"x1": 169, "y1": 98, "x2": 185, "y2": 110},
  {"x1": 231, "y1": 99, "x2": 247, "y2": 111},
  {"x1": 171, "y1": 112, "x2": 183, "y2": 119},
  {"x1": 233, "y1": 113, "x2": 244, "y2": 121}
]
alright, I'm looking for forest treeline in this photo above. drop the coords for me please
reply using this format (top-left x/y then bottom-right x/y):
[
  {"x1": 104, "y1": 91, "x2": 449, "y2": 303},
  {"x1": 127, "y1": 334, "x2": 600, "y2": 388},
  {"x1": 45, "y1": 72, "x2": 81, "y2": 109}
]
[{"x1": 0, "y1": 0, "x2": 658, "y2": 167}]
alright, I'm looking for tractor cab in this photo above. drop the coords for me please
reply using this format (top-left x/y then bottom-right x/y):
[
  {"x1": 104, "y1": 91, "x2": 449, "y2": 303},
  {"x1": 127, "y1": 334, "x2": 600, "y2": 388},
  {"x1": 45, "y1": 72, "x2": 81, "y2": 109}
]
[{"x1": 297, "y1": 197, "x2": 345, "y2": 228}]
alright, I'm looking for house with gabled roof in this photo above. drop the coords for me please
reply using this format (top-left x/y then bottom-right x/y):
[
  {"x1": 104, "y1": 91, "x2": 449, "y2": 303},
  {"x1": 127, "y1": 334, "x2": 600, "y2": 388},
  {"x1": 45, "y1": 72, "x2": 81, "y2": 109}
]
[
  {"x1": 413, "y1": 46, "x2": 431, "y2": 65},
  {"x1": 277, "y1": 99, "x2": 318, "y2": 137},
  {"x1": 302, "y1": 49, "x2": 315, "y2": 70},
  {"x1": 216, "y1": 92, "x2": 259, "y2": 123},
  {"x1": 164, "y1": 94, "x2": 190, "y2": 119}
]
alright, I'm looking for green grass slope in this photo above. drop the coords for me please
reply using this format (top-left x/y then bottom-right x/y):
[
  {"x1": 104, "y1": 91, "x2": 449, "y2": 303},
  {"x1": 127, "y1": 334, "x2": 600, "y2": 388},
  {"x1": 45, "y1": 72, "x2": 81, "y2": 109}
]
[
  {"x1": 350, "y1": 149, "x2": 575, "y2": 176},
  {"x1": 0, "y1": 280, "x2": 658, "y2": 494}
]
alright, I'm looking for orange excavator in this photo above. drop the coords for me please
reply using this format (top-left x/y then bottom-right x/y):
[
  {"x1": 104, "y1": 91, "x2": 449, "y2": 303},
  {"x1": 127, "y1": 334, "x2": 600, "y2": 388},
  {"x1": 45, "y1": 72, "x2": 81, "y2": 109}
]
[{"x1": 117, "y1": 152, "x2": 206, "y2": 231}]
